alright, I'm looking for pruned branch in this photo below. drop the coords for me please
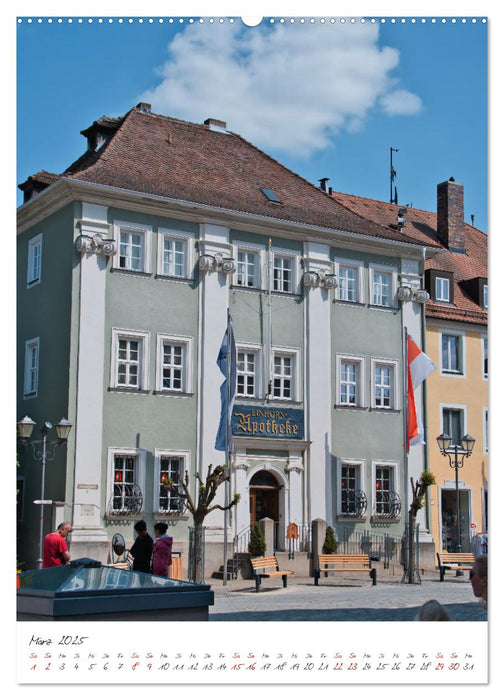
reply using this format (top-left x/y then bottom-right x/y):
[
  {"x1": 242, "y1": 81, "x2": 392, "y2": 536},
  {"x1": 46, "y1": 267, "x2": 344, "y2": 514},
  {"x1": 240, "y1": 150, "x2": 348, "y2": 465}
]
[{"x1": 163, "y1": 464, "x2": 240, "y2": 523}]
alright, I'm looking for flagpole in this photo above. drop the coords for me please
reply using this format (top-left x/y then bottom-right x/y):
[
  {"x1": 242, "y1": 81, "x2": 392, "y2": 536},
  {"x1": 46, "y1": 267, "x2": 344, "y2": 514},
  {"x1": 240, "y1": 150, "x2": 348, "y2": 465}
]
[
  {"x1": 223, "y1": 308, "x2": 231, "y2": 586},
  {"x1": 402, "y1": 326, "x2": 410, "y2": 574},
  {"x1": 267, "y1": 238, "x2": 273, "y2": 400}
]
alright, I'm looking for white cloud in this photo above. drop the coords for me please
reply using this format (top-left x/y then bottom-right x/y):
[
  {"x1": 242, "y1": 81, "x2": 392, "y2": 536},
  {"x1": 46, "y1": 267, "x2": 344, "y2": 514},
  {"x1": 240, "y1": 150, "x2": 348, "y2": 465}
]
[
  {"x1": 380, "y1": 89, "x2": 423, "y2": 116},
  {"x1": 140, "y1": 22, "x2": 422, "y2": 158}
]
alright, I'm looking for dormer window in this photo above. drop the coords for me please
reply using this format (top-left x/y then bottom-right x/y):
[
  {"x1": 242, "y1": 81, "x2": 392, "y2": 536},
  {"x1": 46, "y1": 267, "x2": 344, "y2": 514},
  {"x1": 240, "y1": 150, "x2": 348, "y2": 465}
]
[
  {"x1": 459, "y1": 276, "x2": 488, "y2": 309},
  {"x1": 425, "y1": 269, "x2": 453, "y2": 304}
]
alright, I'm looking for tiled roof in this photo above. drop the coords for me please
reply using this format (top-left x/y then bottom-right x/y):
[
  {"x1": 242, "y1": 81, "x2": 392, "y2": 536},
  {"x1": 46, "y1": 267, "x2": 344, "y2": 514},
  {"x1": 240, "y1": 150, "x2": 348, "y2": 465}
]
[
  {"x1": 332, "y1": 191, "x2": 487, "y2": 326},
  {"x1": 20, "y1": 170, "x2": 60, "y2": 188},
  {"x1": 19, "y1": 106, "x2": 441, "y2": 248}
]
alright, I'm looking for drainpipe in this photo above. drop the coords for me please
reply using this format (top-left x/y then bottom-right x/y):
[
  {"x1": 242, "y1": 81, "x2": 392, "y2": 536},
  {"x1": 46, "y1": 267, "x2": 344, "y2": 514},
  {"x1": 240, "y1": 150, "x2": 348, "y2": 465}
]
[{"x1": 420, "y1": 247, "x2": 432, "y2": 534}]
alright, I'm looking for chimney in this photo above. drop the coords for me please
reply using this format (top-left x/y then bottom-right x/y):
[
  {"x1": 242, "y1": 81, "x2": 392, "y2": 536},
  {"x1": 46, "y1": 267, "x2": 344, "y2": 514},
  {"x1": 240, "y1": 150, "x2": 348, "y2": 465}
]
[
  {"x1": 136, "y1": 102, "x2": 151, "y2": 113},
  {"x1": 204, "y1": 118, "x2": 227, "y2": 132},
  {"x1": 437, "y1": 178, "x2": 466, "y2": 252},
  {"x1": 319, "y1": 177, "x2": 329, "y2": 192}
]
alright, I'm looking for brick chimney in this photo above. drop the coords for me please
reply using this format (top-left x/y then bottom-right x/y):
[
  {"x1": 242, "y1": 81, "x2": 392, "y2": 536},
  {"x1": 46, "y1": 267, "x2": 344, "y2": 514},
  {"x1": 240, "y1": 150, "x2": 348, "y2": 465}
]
[{"x1": 437, "y1": 178, "x2": 466, "y2": 252}]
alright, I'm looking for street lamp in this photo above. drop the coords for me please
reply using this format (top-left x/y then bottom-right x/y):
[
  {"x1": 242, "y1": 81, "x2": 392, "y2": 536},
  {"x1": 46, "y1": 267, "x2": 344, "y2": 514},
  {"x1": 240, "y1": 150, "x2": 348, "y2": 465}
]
[
  {"x1": 436, "y1": 432, "x2": 475, "y2": 560},
  {"x1": 17, "y1": 416, "x2": 72, "y2": 569}
]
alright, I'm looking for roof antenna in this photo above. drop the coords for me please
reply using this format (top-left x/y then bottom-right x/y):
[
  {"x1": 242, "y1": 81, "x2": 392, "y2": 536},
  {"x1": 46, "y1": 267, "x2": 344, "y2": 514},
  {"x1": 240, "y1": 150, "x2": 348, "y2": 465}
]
[{"x1": 390, "y1": 147, "x2": 399, "y2": 204}]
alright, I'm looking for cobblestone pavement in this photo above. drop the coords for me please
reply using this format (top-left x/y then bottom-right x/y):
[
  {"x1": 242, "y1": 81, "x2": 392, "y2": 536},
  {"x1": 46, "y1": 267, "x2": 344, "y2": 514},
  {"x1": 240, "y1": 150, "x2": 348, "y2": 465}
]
[{"x1": 208, "y1": 574, "x2": 487, "y2": 622}]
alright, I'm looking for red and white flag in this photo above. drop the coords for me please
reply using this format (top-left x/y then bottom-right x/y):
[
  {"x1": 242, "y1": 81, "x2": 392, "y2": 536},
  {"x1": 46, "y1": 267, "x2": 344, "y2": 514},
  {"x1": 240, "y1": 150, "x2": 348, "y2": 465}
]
[{"x1": 407, "y1": 334, "x2": 436, "y2": 452}]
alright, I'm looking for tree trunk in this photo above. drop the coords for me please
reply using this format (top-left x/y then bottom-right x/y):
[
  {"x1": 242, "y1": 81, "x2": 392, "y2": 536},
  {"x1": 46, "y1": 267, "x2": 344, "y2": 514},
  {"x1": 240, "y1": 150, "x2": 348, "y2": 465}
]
[
  {"x1": 407, "y1": 510, "x2": 416, "y2": 584},
  {"x1": 190, "y1": 519, "x2": 205, "y2": 584}
]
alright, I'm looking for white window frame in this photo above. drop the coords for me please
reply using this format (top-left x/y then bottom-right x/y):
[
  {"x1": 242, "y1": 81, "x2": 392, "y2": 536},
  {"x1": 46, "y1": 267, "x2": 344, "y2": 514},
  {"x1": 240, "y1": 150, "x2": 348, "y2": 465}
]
[
  {"x1": 483, "y1": 284, "x2": 488, "y2": 309},
  {"x1": 336, "y1": 354, "x2": 366, "y2": 408},
  {"x1": 157, "y1": 228, "x2": 194, "y2": 279},
  {"x1": 334, "y1": 257, "x2": 364, "y2": 303},
  {"x1": 336, "y1": 458, "x2": 366, "y2": 516},
  {"x1": 482, "y1": 335, "x2": 488, "y2": 379},
  {"x1": 371, "y1": 460, "x2": 400, "y2": 517},
  {"x1": 24, "y1": 337, "x2": 40, "y2": 398},
  {"x1": 370, "y1": 358, "x2": 400, "y2": 410},
  {"x1": 236, "y1": 343, "x2": 262, "y2": 398},
  {"x1": 155, "y1": 333, "x2": 193, "y2": 394},
  {"x1": 27, "y1": 233, "x2": 43, "y2": 288},
  {"x1": 440, "y1": 403, "x2": 467, "y2": 448},
  {"x1": 271, "y1": 248, "x2": 299, "y2": 294},
  {"x1": 113, "y1": 220, "x2": 152, "y2": 273},
  {"x1": 435, "y1": 276, "x2": 450, "y2": 302},
  {"x1": 234, "y1": 242, "x2": 263, "y2": 289},
  {"x1": 110, "y1": 328, "x2": 150, "y2": 391},
  {"x1": 272, "y1": 346, "x2": 301, "y2": 401},
  {"x1": 369, "y1": 263, "x2": 398, "y2": 308},
  {"x1": 154, "y1": 449, "x2": 190, "y2": 514},
  {"x1": 440, "y1": 329, "x2": 466, "y2": 377},
  {"x1": 106, "y1": 447, "x2": 146, "y2": 517}
]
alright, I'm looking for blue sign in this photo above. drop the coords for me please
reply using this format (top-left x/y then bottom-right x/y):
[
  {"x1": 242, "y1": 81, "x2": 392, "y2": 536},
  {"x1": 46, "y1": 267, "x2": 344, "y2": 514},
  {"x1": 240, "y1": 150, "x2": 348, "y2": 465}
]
[{"x1": 231, "y1": 404, "x2": 304, "y2": 440}]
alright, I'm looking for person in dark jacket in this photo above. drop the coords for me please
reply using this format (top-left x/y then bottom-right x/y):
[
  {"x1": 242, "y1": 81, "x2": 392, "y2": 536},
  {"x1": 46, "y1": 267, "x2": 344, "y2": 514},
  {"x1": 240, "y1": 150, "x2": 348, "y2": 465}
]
[
  {"x1": 152, "y1": 522, "x2": 173, "y2": 577},
  {"x1": 129, "y1": 520, "x2": 153, "y2": 573}
]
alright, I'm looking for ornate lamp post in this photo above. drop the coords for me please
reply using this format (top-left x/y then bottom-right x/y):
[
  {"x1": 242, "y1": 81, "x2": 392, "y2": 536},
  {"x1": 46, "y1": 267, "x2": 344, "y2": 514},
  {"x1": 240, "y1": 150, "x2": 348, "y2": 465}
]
[
  {"x1": 17, "y1": 416, "x2": 72, "y2": 569},
  {"x1": 436, "y1": 432, "x2": 475, "y2": 559}
]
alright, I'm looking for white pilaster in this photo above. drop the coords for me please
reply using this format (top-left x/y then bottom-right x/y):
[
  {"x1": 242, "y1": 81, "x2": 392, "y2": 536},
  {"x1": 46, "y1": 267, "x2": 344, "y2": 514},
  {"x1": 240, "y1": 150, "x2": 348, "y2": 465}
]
[
  {"x1": 286, "y1": 452, "x2": 304, "y2": 524},
  {"x1": 197, "y1": 223, "x2": 232, "y2": 528},
  {"x1": 232, "y1": 457, "x2": 250, "y2": 537},
  {"x1": 71, "y1": 203, "x2": 111, "y2": 542},
  {"x1": 400, "y1": 257, "x2": 432, "y2": 538},
  {"x1": 303, "y1": 242, "x2": 333, "y2": 523}
]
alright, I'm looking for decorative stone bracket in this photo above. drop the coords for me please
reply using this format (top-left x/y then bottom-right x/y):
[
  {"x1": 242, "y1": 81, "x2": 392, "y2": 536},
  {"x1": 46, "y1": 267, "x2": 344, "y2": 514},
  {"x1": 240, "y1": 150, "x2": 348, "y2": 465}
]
[
  {"x1": 302, "y1": 269, "x2": 338, "y2": 290},
  {"x1": 199, "y1": 252, "x2": 236, "y2": 275},
  {"x1": 397, "y1": 285, "x2": 430, "y2": 304},
  {"x1": 75, "y1": 234, "x2": 117, "y2": 257}
]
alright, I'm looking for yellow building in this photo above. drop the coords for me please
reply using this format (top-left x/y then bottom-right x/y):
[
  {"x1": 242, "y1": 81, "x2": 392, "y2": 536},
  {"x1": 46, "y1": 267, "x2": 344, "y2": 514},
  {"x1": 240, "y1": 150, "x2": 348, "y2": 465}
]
[{"x1": 424, "y1": 179, "x2": 488, "y2": 553}]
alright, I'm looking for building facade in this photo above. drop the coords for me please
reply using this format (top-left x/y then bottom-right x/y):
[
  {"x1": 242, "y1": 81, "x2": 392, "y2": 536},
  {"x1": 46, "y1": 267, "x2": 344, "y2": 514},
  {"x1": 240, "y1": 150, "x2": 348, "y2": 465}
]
[
  {"x1": 17, "y1": 104, "x2": 437, "y2": 573},
  {"x1": 333, "y1": 179, "x2": 488, "y2": 555}
]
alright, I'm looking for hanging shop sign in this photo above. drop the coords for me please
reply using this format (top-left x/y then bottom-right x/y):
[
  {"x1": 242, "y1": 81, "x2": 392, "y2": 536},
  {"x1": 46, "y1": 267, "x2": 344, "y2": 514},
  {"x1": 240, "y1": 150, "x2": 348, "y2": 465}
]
[{"x1": 231, "y1": 404, "x2": 304, "y2": 440}]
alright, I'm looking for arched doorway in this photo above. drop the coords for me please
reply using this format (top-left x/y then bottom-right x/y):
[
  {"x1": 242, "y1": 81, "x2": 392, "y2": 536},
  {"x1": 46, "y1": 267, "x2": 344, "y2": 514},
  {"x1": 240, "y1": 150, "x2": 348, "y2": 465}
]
[{"x1": 249, "y1": 470, "x2": 280, "y2": 525}]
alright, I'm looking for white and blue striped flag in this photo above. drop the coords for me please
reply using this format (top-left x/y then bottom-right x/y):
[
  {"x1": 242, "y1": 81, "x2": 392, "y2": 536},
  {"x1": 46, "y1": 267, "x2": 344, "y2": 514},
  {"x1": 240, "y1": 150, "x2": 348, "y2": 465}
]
[{"x1": 215, "y1": 313, "x2": 237, "y2": 452}]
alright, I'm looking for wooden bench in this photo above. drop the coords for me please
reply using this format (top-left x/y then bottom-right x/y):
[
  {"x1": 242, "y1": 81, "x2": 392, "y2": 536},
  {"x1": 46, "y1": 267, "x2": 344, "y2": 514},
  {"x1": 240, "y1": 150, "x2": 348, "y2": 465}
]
[
  {"x1": 250, "y1": 556, "x2": 294, "y2": 592},
  {"x1": 314, "y1": 554, "x2": 377, "y2": 586},
  {"x1": 437, "y1": 553, "x2": 474, "y2": 581}
]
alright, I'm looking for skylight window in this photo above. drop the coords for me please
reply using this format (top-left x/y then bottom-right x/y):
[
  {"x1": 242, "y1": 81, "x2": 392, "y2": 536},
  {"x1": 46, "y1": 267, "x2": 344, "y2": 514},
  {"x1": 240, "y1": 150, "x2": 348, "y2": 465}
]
[{"x1": 260, "y1": 188, "x2": 281, "y2": 203}]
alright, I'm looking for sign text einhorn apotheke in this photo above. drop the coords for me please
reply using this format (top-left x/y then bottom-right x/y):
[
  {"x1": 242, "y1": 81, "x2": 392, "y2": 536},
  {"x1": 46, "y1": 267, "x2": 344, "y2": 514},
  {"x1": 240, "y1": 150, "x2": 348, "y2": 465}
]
[{"x1": 231, "y1": 405, "x2": 304, "y2": 439}]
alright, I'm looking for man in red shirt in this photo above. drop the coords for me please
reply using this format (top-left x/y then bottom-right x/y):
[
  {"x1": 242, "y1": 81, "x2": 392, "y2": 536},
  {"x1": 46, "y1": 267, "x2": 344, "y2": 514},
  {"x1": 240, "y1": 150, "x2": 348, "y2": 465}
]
[{"x1": 42, "y1": 522, "x2": 72, "y2": 568}]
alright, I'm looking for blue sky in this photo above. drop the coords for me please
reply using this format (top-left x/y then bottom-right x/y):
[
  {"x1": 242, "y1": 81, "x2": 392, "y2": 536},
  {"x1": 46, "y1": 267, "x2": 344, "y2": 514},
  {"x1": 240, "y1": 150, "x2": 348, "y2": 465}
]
[{"x1": 16, "y1": 15, "x2": 487, "y2": 230}]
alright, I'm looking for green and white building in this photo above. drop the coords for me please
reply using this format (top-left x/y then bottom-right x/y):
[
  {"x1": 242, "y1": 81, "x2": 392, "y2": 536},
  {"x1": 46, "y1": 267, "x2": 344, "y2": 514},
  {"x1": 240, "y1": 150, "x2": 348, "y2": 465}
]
[{"x1": 17, "y1": 104, "x2": 440, "y2": 573}]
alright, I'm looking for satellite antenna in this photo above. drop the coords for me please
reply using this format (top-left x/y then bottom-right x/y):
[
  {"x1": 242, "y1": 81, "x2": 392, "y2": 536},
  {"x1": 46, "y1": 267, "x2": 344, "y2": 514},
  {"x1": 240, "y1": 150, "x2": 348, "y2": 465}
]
[{"x1": 390, "y1": 147, "x2": 399, "y2": 204}]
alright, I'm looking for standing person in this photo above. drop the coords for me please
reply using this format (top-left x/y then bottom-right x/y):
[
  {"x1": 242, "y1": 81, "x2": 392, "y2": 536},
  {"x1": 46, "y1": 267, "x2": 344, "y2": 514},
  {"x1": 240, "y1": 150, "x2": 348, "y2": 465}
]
[
  {"x1": 152, "y1": 522, "x2": 173, "y2": 577},
  {"x1": 470, "y1": 555, "x2": 488, "y2": 609},
  {"x1": 129, "y1": 520, "x2": 153, "y2": 573},
  {"x1": 42, "y1": 522, "x2": 72, "y2": 568}
]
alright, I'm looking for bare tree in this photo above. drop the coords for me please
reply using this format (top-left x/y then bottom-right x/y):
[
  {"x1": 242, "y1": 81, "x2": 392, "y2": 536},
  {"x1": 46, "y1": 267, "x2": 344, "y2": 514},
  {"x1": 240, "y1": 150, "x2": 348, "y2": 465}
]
[
  {"x1": 164, "y1": 464, "x2": 240, "y2": 583},
  {"x1": 402, "y1": 470, "x2": 436, "y2": 584}
]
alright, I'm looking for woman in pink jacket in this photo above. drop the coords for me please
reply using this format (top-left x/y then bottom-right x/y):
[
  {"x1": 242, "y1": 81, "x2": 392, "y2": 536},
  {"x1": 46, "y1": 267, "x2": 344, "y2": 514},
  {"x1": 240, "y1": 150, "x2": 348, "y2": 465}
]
[{"x1": 152, "y1": 522, "x2": 173, "y2": 577}]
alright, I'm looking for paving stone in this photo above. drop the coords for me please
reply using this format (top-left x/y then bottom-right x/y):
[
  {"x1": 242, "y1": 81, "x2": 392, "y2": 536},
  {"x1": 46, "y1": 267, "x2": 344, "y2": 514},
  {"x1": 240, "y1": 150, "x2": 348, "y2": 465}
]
[{"x1": 208, "y1": 575, "x2": 487, "y2": 622}]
